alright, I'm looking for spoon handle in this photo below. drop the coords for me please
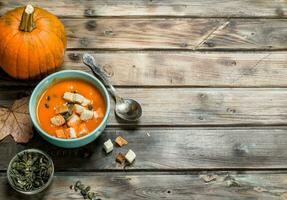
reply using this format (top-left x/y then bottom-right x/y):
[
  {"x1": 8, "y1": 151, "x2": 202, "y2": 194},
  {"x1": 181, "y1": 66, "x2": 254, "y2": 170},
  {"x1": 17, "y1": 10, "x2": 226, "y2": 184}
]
[{"x1": 82, "y1": 53, "x2": 119, "y2": 99}]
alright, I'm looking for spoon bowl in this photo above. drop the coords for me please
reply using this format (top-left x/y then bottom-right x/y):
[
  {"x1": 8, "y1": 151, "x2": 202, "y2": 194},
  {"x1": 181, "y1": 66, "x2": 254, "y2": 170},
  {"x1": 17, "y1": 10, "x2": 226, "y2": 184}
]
[{"x1": 115, "y1": 98, "x2": 142, "y2": 121}]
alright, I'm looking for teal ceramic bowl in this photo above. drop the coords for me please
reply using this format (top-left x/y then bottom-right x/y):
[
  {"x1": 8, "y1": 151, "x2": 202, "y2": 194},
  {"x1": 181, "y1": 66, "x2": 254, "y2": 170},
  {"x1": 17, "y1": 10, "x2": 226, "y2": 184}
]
[{"x1": 29, "y1": 70, "x2": 110, "y2": 148}]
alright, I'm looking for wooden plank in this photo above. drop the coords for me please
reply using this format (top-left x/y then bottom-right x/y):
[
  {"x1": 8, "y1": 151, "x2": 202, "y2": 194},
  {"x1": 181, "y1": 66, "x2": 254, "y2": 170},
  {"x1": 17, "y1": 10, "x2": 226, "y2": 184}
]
[
  {"x1": 64, "y1": 18, "x2": 287, "y2": 50},
  {"x1": 1, "y1": 0, "x2": 287, "y2": 17},
  {"x1": 1, "y1": 171, "x2": 287, "y2": 199},
  {"x1": 63, "y1": 51, "x2": 287, "y2": 87},
  {"x1": 112, "y1": 88, "x2": 287, "y2": 126},
  {"x1": 201, "y1": 19, "x2": 287, "y2": 50},
  {"x1": 0, "y1": 17, "x2": 286, "y2": 49},
  {"x1": 64, "y1": 18, "x2": 223, "y2": 50},
  {"x1": 4, "y1": 51, "x2": 287, "y2": 87},
  {"x1": 2, "y1": 127, "x2": 287, "y2": 170},
  {"x1": 2, "y1": 88, "x2": 287, "y2": 126}
]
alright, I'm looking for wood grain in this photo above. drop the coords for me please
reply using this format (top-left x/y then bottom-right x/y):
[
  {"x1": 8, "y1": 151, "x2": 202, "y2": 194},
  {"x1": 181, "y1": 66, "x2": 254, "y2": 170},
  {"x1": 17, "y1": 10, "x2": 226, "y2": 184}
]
[
  {"x1": 63, "y1": 51, "x2": 287, "y2": 87},
  {"x1": 2, "y1": 127, "x2": 287, "y2": 170},
  {"x1": 0, "y1": 17, "x2": 285, "y2": 50},
  {"x1": 1, "y1": 0, "x2": 287, "y2": 17},
  {"x1": 2, "y1": 88, "x2": 287, "y2": 126},
  {"x1": 106, "y1": 88, "x2": 287, "y2": 126},
  {"x1": 1, "y1": 1, "x2": 286, "y2": 199},
  {"x1": 113, "y1": 88, "x2": 287, "y2": 126},
  {"x1": 1, "y1": 171, "x2": 287, "y2": 199},
  {"x1": 201, "y1": 19, "x2": 287, "y2": 50},
  {"x1": 64, "y1": 18, "x2": 287, "y2": 50},
  {"x1": 3, "y1": 51, "x2": 287, "y2": 87},
  {"x1": 64, "y1": 18, "x2": 222, "y2": 50}
]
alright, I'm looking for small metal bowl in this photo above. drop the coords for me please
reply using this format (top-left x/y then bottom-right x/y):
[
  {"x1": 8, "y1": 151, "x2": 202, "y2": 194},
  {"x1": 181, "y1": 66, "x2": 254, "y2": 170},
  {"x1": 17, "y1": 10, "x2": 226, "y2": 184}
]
[{"x1": 7, "y1": 149, "x2": 54, "y2": 195}]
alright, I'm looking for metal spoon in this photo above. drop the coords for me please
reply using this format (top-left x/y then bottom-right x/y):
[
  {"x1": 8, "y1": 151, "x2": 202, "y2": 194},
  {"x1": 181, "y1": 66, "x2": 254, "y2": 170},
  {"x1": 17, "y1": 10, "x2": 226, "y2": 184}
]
[{"x1": 82, "y1": 53, "x2": 142, "y2": 121}]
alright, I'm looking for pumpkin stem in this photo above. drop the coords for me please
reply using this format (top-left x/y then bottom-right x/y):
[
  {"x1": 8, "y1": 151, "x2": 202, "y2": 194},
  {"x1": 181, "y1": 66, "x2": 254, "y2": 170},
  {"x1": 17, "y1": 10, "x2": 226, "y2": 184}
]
[{"x1": 19, "y1": 4, "x2": 35, "y2": 32}]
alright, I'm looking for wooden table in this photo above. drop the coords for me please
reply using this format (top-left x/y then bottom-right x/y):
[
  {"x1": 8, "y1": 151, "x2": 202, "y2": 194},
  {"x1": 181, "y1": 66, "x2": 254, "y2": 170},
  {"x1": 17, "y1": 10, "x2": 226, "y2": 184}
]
[{"x1": 1, "y1": 0, "x2": 287, "y2": 199}]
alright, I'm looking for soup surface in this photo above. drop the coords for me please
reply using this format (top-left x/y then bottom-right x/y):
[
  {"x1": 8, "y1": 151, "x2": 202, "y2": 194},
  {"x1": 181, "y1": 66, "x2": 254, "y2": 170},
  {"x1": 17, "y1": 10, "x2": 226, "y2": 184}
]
[{"x1": 37, "y1": 79, "x2": 106, "y2": 139}]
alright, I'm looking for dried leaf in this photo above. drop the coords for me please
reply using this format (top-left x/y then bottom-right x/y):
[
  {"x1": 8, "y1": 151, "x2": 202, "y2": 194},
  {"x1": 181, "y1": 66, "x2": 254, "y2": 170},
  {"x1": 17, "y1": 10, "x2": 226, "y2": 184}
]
[{"x1": 0, "y1": 97, "x2": 33, "y2": 143}]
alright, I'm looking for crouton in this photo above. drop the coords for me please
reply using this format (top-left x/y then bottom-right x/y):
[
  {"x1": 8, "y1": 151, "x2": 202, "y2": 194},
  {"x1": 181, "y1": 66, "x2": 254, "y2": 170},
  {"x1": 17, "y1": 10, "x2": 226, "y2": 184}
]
[
  {"x1": 115, "y1": 136, "x2": 128, "y2": 147},
  {"x1": 63, "y1": 92, "x2": 86, "y2": 104},
  {"x1": 73, "y1": 104, "x2": 85, "y2": 114},
  {"x1": 103, "y1": 139, "x2": 113, "y2": 153},
  {"x1": 125, "y1": 149, "x2": 136, "y2": 164},
  {"x1": 78, "y1": 123, "x2": 89, "y2": 135},
  {"x1": 67, "y1": 114, "x2": 80, "y2": 127},
  {"x1": 80, "y1": 110, "x2": 94, "y2": 121},
  {"x1": 55, "y1": 104, "x2": 69, "y2": 114},
  {"x1": 74, "y1": 93, "x2": 84, "y2": 104},
  {"x1": 65, "y1": 127, "x2": 77, "y2": 138},
  {"x1": 81, "y1": 98, "x2": 91, "y2": 106},
  {"x1": 63, "y1": 92, "x2": 75, "y2": 102},
  {"x1": 116, "y1": 153, "x2": 126, "y2": 164},
  {"x1": 55, "y1": 129, "x2": 66, "y2": 139},
  {"x1": 50, "y1": 115, "x2": 65, "y2": 126}
]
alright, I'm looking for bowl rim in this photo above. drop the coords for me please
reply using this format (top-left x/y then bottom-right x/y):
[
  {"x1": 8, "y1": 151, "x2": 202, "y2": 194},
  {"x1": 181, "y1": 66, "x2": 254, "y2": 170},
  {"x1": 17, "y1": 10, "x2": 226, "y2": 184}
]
[
  {"x1": 29, "y1": 70, "x2": 111, "y2": 142},
  {"x1": 7, "y1": 149, "x2": 54, "y2": 195}
]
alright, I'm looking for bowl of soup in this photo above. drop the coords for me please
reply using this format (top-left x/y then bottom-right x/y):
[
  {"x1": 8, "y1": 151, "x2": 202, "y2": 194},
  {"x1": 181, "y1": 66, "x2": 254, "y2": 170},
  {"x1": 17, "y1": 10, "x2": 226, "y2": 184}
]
[{"x1": 29, "y1": 70, "x2": 110, "y2": 148}]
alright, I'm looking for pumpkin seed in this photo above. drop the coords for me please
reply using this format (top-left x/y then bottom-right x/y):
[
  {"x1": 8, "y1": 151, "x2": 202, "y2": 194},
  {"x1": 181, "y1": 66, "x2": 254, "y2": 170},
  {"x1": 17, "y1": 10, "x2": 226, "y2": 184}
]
[
  {"x1": 9, "y1": 152, "x2": 52, "y2": 192},
  {"x1": 71, "y1": 180, "x2": 101, "y2": 200}
]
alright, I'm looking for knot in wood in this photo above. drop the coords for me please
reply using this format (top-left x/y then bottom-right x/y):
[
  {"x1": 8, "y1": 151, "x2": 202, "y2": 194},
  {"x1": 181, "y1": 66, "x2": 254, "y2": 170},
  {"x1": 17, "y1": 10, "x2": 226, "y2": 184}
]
[
  {"x1": 204, "y1": 41, "x2": 215, "y2": 47},
  {"x1": 85, "y1": 20, "x2": 97, "y2": 31},
  {"x1": 198, "y1": 116, "x2": 204, "y2": 120},
  {"x1": 84, "y1": 9, "x2": 95, "y2": 17},
  {"x1": 103, "y1": 64, "x2": 114, "y2": 77},
  {"x1": 104, "y1": 30, "x2": 115, "y2": 37},
  {"x1": 226, "y1": 108, "x2": 236, "y2": 113},
  {"x1": 233, "y1": 143, "x2": 249, "y2": 156},
  {"x1": 79, "y1": 37, "x2": 89, "y2": 48},
  {"x1": 68, "y1": 53, "x2": 80, "y2": 61}
]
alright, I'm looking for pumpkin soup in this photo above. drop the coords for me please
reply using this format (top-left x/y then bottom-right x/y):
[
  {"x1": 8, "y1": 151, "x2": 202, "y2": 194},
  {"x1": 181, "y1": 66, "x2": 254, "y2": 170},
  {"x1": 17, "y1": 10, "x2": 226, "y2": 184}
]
[{"x1": 37, "y1": 79, "x2": 106, "y2": 139}]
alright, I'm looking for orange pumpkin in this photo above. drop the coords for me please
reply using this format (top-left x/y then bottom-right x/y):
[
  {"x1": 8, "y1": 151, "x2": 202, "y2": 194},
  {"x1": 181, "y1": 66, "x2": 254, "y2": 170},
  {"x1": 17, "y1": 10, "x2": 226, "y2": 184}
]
[{"x1": 0, "y1": 4, "x2": 66, "y2": 79}]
